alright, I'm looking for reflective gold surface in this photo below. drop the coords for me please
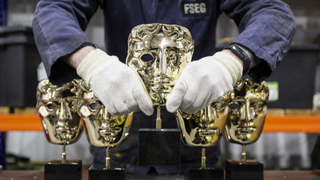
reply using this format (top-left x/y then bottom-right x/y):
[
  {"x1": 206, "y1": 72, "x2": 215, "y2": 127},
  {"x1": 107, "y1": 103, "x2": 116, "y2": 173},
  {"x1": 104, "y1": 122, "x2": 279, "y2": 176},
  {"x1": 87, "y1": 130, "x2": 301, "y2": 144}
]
[
  {"x1": 175, "y1": 96, "x2": 229, "y2": 168},
  {"x1": 36, "y1": 80, "x2": 83, "y2": 145},
  {"x1": 223, "y1": 79, "x2": 269, "y2": 145},
  {"x1": 126, "y1": 23, "x2": 194, "y2": 106},
  {"x1": 223, "y1": 79, "x2": 269, "y2": 163},
  {"x1": 76, "y1": 80, "x2": 133, "y2": 169},
  {"x1": 175, "y1": 96, "x2": 229, "y2": 147},
  {"x1": 126, "y1": 23, "x2": 194, "y2": 127},
  {"x1": 77, "y1": 80, "x2": 133, "y2": 148}
]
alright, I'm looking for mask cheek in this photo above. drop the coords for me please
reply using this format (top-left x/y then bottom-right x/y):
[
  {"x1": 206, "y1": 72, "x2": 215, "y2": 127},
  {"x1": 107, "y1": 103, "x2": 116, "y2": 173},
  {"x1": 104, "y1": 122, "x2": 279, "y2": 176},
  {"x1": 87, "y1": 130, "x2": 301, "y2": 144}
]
[
  {"x1": 79, "y1": 106, "x2": 91, "y2": 118},
  {"x1": 39, "y1": 106, "x2": 49, "y2": 118}
]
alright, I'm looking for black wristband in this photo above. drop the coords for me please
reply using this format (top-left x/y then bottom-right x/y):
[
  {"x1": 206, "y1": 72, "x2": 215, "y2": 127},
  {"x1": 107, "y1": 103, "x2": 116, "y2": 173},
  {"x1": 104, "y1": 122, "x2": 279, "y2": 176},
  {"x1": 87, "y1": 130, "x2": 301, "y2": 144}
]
[{"x1": 224, "y1": 44, "x2": 252, "y2": 74}]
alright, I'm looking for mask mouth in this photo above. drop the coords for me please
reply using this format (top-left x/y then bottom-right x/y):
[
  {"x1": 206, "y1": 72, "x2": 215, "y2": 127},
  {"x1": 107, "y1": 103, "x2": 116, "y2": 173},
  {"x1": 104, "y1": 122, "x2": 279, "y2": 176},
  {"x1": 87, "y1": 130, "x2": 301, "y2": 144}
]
[
  {"x1": 151, "y1": 76, "x2": 171, "y2": 84},
  {"x1": 236, "y1": 126, "x2": 256, "y2": 135},
  {"x1": 149, "y1": 76, "x2": 173, "y2": 105},
  {"x1": 98, "y1": 127, "x2": 122, "y2": 137},
  {"x1": 55, "y1": 126, "x2": 77, "y2": 140},
  {"x1": 199, "y1": 128, "x2": 218, "y2": 136},
  {"x1": 98, "y1": 127, "x2": 122, "y2": 143},
  {"x1": 150, "y1": 77, "x2": 173, "y2": 92},
  {"x1": 56, "y1": 126, "x2": 77, "y2": 133}
]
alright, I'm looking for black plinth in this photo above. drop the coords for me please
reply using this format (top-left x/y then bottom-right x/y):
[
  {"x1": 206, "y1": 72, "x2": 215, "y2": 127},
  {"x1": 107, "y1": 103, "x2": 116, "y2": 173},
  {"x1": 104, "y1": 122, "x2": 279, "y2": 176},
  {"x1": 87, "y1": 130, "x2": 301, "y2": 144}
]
[
  {"x1": 89, "y1": 164, "x2": 125, "y2": 180},
  {"x1": 188, "y1": 167, "x2": 224, "y2": 180},
  {"x1": 138, "y1": 128, "x2": 181, "y2": 166},
  {"x1": 44, "y1": 159, "x2": 82, "y2": 180},
  {"x1": 225, "y1": 160, "x2": 263, "y2": 180}
]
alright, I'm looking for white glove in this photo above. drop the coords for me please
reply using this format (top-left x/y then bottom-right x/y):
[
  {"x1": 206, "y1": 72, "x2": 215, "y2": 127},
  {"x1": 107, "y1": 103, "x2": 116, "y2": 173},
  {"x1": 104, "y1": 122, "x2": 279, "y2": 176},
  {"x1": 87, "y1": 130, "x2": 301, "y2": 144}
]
[
  {"x1": 166, "y1": 51, "x2": 243, "y2": 114},
  {"x1": 77, "y1": 49, "x2": 154, "y2": 116}
]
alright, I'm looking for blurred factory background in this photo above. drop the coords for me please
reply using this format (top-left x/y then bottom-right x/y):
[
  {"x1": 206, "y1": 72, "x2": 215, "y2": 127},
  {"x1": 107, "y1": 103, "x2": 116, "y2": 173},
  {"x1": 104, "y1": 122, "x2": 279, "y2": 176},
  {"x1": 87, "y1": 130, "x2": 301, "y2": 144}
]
[{"x1": 1, "y1": 0, "x2": 320, "y2": 170}]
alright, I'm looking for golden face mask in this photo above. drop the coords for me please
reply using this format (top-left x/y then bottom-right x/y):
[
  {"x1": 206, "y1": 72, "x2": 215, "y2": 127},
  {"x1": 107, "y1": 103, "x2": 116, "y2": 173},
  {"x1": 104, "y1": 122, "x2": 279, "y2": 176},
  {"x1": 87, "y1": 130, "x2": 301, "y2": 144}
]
[
  {"x1": 126, "y1": 23, "x2": 194, "y2": 107},
  {"x1": 76, "y1": 80, "x2": 133, "y2": 148},
  {"x1": 223, "y1": 79, "x2": 269, "y2": 145},
  {"x1": 36, "y1": 80, "x2": 83, "y2": 145},
  {"x1": 175, "y1": 96, "x2": 229, "y2": 147}
]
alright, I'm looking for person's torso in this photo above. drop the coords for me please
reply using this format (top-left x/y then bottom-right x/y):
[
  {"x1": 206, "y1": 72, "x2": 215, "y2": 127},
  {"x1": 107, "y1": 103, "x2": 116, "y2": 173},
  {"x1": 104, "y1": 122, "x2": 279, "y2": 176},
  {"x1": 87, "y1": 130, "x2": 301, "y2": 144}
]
[{"x1": 101, "y1": 0, "x2": 222, "y2": 62}]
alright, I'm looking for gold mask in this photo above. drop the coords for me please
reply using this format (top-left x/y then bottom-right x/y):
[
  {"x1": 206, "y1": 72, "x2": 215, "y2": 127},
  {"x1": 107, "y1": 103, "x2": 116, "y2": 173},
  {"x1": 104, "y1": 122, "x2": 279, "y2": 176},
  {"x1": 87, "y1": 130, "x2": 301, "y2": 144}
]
[
  {"x1": 126, "y1": 23, "x2": 194, "y2": 128},
  {"x1": 36, "y1": 80, "x2": 83, "y2": 145},
  {"x1": 223, "y1": 79, "x2": 269, "y2": 145},
  {"x1": 76, "y1": 80, "x2": 133, "y2": 148},
  {"x1": 175, "y1": 96, "x2": 229, "y2": 147},
  {"x1": 126, "y1": 23, "x2": 194, "y2": 107},
  {"x1": 175, "y1": 96, "x2": 229, "y2": 169}
]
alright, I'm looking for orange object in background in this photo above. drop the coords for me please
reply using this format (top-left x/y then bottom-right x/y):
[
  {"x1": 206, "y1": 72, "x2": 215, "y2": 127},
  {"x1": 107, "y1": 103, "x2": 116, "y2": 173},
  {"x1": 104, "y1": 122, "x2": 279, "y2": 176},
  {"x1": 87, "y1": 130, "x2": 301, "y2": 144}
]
[
  {"x1": 0, "y1": 114, "x2": 42, "y2": 132},
  {"x1": 0, "y1": 114, "x2": 320, "y2": 133},
  {"x1": 263, "y1": 115, "x2": 320, "y2": 133}
]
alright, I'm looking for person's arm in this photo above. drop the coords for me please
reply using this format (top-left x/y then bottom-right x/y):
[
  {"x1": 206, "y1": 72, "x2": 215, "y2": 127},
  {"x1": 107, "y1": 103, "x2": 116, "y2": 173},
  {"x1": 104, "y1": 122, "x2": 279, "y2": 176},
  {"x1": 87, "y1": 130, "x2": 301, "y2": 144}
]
[
  {"x1": 32, "y1": 0, "x2": 154, "y2": 116},
  {"x1": 61, "y1": 46, "x2": 95, "y2": 68},
  {"x1": 220, "y1": 0, "x2": 296, "y2": 81},
  {"x1": 32, "y1": 0, "x2": 99, "y2": 85},
  {"x1": 166, "y1": 0, "x2": 295, "y2": 114}
]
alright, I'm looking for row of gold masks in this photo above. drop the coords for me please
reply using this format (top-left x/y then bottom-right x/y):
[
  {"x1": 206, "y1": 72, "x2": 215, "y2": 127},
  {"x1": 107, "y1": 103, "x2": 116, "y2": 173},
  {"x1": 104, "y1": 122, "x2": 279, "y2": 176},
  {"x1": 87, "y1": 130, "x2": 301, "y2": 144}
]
[
  {"x1": 36, "y1": 78, "x2": 269, "y2": 149},
  {"x1": 36, "y1": 23, "x2": 269, "y2": 149},
  {"x1": 36, "y1": 79, "x2": 132, "y2": 148}
]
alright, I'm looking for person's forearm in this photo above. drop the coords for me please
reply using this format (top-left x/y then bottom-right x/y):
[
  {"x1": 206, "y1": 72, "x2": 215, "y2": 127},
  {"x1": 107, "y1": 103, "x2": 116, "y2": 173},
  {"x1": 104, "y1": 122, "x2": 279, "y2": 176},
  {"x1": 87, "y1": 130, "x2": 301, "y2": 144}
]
[
  {"x1": 220, "y1": 0, "x2": 295, "y2": 80},
  {"x1": 61, "y1": 46, "x2": 95, "y2": 69},
  {"x1": 32, "y1": 1, "x2": 99, "y2": 85}
]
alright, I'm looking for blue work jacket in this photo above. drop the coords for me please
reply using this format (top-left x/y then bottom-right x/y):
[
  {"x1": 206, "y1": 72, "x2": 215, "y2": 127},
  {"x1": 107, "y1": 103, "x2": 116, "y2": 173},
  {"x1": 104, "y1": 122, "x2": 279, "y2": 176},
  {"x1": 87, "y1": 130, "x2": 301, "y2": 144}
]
[{"x1": 32, "y1": 0, "x2": 295, "y2": 174}]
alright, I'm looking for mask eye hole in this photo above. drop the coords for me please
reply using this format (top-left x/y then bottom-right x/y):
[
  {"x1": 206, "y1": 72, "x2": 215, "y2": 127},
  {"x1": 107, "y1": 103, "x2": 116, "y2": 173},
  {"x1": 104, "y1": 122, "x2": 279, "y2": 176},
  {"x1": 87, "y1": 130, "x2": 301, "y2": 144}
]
[
  {"x1": 89, "y1": 103, "x2": 101, "y2": 110},
  {"x1": 229, "y1": 103, "x2": 239, "y2": 110},
  {"x1": 47, "y1": 102, "x2": 58, "y2": 109},
  {"x1": 140, "y1": 54, "x2": 154, "y2": 62}
]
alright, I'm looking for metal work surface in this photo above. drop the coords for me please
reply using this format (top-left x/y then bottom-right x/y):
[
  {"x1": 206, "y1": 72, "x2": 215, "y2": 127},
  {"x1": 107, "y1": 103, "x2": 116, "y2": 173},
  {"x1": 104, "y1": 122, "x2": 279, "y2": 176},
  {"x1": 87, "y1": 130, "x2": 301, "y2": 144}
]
[{"x1": 0, "y1": 170, "x2": 319, "y2": 180}]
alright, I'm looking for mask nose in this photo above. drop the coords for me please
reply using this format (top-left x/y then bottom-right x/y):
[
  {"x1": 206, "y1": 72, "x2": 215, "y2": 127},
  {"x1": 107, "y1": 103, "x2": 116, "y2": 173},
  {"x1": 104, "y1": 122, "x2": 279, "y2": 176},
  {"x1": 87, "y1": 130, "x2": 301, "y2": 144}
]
[
  {"x1": 159, "y1": 49, "x2": 167, "y2": 76},
  {"x1": 204, "y1": 105, "x2": 213, "y2": 122},
  {"x1": 103, "y1": 108, "x2": 112, "y2": 121},
  {"x1": 58, "y1": 99, "x2": 72, "y2": 121},
  {"x1": 245, "y1": 99, "x2": 253, "y2": 122}
]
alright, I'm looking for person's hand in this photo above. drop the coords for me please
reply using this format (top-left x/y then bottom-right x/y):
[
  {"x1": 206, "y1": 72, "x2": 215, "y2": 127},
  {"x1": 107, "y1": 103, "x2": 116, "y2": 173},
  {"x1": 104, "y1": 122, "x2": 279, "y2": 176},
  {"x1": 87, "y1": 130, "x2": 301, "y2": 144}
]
[
  {"x1": 76, "y1": 48, "x2": 154, "y2": 116},
  {"x1": 166, "y1": 51, "x2": 243, "y2": 114}
]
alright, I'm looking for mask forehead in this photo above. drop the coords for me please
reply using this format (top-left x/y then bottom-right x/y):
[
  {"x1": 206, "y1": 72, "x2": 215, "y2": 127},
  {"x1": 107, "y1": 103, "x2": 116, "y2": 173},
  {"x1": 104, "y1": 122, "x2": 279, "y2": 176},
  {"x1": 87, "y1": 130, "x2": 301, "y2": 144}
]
[
  {"x1": 80, "y1": 90, "x2": 97, "y2": 102},
  {"x1": 37, "y1": 81, "x2": 57, "y2": 102},
  {"x1": 150, "y1": 33, "x2": 182, "y2": 49},
  {"x1": 224, "y1": 79, "x2": 269, "y2": 145},
  {"x1": 38, "y1": 81, "x2": 78, "y2": 101}
]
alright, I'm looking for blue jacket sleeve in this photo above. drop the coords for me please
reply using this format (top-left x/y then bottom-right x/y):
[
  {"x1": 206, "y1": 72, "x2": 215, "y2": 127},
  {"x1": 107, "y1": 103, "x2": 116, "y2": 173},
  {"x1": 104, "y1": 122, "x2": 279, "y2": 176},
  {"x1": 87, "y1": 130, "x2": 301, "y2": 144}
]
[
  {"x1": 220, "y1": 0, "x2": 296, "y2": 81},
  {"x1": 32, "y1": 0, "x2": 99, "y2": 85}
]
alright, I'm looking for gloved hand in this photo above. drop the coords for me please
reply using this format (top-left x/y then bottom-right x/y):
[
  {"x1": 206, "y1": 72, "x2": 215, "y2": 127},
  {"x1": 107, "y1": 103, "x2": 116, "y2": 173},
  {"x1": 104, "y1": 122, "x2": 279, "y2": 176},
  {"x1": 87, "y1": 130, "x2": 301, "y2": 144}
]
[
  {"x1": 77, "y1": 48, "x2": 154, "y2": 116},
  {"x1": 166, "y1": 51, "x2": 243, "y2": 114}
]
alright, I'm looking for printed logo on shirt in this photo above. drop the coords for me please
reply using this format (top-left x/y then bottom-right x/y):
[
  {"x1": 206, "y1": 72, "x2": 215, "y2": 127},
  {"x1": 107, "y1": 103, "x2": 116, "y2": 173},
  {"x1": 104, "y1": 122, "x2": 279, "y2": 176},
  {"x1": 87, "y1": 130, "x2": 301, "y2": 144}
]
[{"x1": 182, "y1": 0, "x2": 209, "y2": 17}]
